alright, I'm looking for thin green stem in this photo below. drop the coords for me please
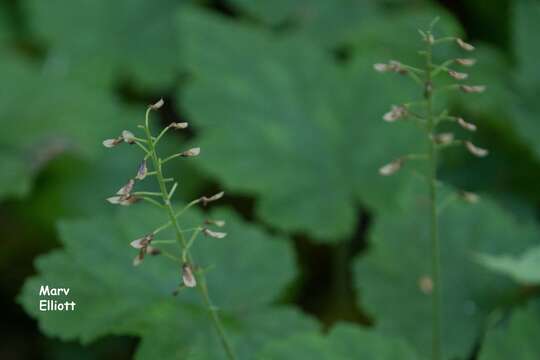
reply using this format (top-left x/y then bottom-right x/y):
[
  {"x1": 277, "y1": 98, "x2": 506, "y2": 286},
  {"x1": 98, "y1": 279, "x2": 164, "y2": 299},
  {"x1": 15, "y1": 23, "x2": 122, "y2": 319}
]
[
  {"x1": 143, "y1": 108, "x2": 237, "y2": 360},
  {"x1": 425, "y1": 32, "x2": 442, "y2": 360}
]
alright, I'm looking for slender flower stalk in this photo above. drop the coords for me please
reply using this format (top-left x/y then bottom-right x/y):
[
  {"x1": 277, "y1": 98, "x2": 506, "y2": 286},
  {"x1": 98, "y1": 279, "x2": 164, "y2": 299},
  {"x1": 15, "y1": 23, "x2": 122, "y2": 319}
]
[
  {"x1": 103, "y1": 99, "x2": 236, "y2": 360},
  {"x1": 374, "y1": 19, "x2": 487, "y2": 360}
]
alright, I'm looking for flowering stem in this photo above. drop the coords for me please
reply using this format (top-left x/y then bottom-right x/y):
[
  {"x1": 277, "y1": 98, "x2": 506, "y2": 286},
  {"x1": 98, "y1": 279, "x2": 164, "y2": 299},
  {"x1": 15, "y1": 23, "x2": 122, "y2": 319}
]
[
  {"x1": 425, "y1": 33, "x2": 442, "y2": 360},
  {"x1": 142, "y1": 109, "x2": 237, "y2": 360}
]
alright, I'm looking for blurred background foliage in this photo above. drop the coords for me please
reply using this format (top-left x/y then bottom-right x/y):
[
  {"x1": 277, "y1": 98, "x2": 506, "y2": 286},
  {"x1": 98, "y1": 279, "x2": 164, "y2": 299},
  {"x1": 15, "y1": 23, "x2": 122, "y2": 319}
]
[{"x1": 1, "y1": 0, "x2": 540, "y2": 359}]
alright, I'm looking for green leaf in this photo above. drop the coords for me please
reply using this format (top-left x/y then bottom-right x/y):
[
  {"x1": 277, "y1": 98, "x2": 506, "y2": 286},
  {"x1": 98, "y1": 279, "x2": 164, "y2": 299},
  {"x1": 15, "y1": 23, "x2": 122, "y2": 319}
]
[
  {"x1": 0, "y1": 54, "x2": 137, "y2": 200},
  {"x1": 353, "y1": 184, "x2": 540, "y2": 359},
  {"x1": 177, "y1": 7, "x2": 430, "y2": 241},
  {"x1": 18, "y1": 204, "x2": 301, "y2": 357},
  {"x1": 23, "y1": 0, "x2": 187, "y2": 90},
  {"x1": 226, "y1": 0, "x2": 381, "y2": 47},
  {"x1": 257, "y1": 323, "x2": 421, "y2": 359},
  {"x1": 477, "y1": 246, "x2": 540, "y2": 285},
  {"x1": 478, "y1": 304, "x2": 540, "y2": 360}
]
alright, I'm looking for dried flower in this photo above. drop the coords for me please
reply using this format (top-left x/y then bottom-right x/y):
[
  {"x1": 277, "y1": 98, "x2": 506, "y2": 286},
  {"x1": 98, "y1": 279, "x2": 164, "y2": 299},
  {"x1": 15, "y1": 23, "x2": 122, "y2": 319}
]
[
  {"x1": 169, "y1": 122, "x2": 189, "y2": 129},
  {"x1": 180, "y1": 147, "x2": 201, "y2": 157},
  {"x1": 373, "y1": 60, "x2": 407, "y2": 74},
  {"x1": 383, "y1": 105, "x2": 408, "y2": 122},
  {"x1": 456, "y1": 58, "x2": 476, "y2": 67},
  {"x1": 460, "y1": 85, "x2": 486, "y2": 93},
  {"x1": 465, "y1": 141, "x2": 488, "y2": 157},
  {"x1": 103, "y1": 137, "x2": 123, "y2": 148},
  {"x1": 182, "y1": 263, "x2": 197, "y2": 288},
  {"x1": 460, "y1": 191, "x2": 480, "y2": 204},
  {"x1": 456, "y1": 38, "x2": 475, "y2": 51},
  {"x1": 130, "y1": 234, "x2": 158, "y2": 266},
  {"x1": 448, "y1": 70, "x2": 468, "y2": 80},
  {"x1": 122, "y1": 130, "x2": 136, "y2": 144},
  {"x1": 117, "y1": 179, "x2": 135, "y2": 196},
  {"x1": 457, "y1": 117, "x2": 477, "y2": 132},
  {"x1": 106, "y1": 194, "x2": 139, "y2": 206},
  {"x1": 205, "y1": 219, "x2": 226, "y2": 227},
  {"x1": 135, "y1": 160, "x2": 148, "y2": 180},
  {"x1": 200, "y1": 191, "x2": 225, "y2": 206},
  {"x1": 203, "y1": 228, "x2": 227, "y2": 239},
  {"x1": 432, "y1": 133, "x2": 455, "y2": 146},
  {"x1": 379, "y1": 158, "x2": 404, "y2": 176},
  {"x1": 149, "y1": 98, "x2": 164, "y2": 110}
]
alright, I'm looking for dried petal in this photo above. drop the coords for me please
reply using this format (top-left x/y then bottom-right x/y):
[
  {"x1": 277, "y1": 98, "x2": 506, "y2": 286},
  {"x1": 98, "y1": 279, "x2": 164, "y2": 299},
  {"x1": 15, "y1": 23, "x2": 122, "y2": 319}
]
[
  {"x1": 205, "y1": 219, "x2": 226, "y2": 227},
  {"x1": 149, "y1": 98, "x2": 164, "y2": 110},
  {"x1": 457, "y1": 117, "x2": 477, "y2": 132},
  {"x1": 182, "y1": 264, "x2": 197, "y2": 288},
  {"x1": 103, "y1": 138, "x2": 122, "y2": 148},
  {"x1": 465, "y1": 141, "x2": 488, "y2": 157},
  {"x1": 379, "y1": 158, "x2": 404, "y2": 176},
  {"x1": 169, "y1": 122, "x2": 189, "y2": 129},
  {"x1": 383, "y1": 105, "x2": 407, "y2": 122},
  {"x1": 117, "y1": 179, "x2": 135, "y2": 195},
  {"x1": 180, "y1": 147, "x2": 201, "y2": 157},
  {"x1": 460, "y1": 85, "x2": 486, "y2": 93},
  {"x1": 122, "y1": 130, "x2": 136, "y2": 144},
  {"x1": 448, "y1": 70, "x2": 468, "y2": 80},
  {"x1": 456, "y1": 58, "x2": 476, "y2": 67},
  {"x1": 456, "y1": 38, "x2": 475, "y2": 51},
  {"x1": 201, "y1": 191, "x2": 225, "y2": 206},
  {"x1": 203, "y1": 228, "x2": 227, "y2": 239},
  {"x1": 433, "y1": 133, "x2": 455, "y2": 145},
  {"x1": 136, "y1": 160, "x2": 148, "y2": 180}
]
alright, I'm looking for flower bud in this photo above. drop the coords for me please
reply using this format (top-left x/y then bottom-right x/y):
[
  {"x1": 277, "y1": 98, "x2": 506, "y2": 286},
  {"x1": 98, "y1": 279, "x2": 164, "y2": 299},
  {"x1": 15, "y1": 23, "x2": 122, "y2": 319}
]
[
  {"x1": 149, "y1": 98, "x2": 164, "y2": 110},
  {"x1": 182, "y1": 263, "x2": 197, "y2": 288},
  {"x1": 457, "y1": 117, "x2": 477, "y2": 132},
  {"x1": 122, "y1": 130, "x2": 136, "y2": 144},
  {"x1": 379, "y1": 158, "x2": 404, "y2": 176},
  {"x1": 456, "y1": 58, "x2": 476, "y2": 67},
  {"x1": 180, "y1": 147, "x2": 200, "y2": 157},
  {"x1": 465, "y1": 141, "x2": 488, "y2": 157},
  {"x1": 383, "y1": 105, "x2": 407, "y2": 122},
  {"x1": 456, "y1": 38, "x2": 475, "y2": 51},
  {"x1": 169, "y1": 122, "x2": 189, "y2": 129},
  {"x1": 460, "y1": 85, "x2": 486, "y2": 93},
  {"x1": 448, "y1": 70, "x2": 468, "y2": 80},
  {"x1": 203, "y1": 228, "x2": 227, "y2": 239},
  {"x1": 135, "y1": 160, "x2": 148, "y2": 180}
]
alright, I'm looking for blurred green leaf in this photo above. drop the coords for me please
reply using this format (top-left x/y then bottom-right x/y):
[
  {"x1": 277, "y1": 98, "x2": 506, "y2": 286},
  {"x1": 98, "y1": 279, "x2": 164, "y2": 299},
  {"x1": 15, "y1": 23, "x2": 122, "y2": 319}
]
[
  {"x1": 477, "y1": 245, "x2": 540, "y2": 285},
  {"x1": 19, "y1": 204, "x2": 303, "y2": 357},
  {"x1": 353, "y1": 184, "x2": 540, "y2": 359},
  {"x1": 177, "y1": 7, "x2": 429, "y2": 241},
  {"x1": 257, "y1": 323, "x2": 421, "y2": 359},
  {"x1": 478, "y1": 304, "x2": 540, "y2": 359},
  {"x1": 22, "y1": 0, "x2": 188, "y2": 90}
]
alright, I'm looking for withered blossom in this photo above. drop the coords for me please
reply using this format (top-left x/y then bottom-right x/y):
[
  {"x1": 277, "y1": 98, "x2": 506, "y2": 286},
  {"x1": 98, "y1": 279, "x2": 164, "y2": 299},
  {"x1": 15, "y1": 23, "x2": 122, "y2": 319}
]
[
  {"x1": 135, "y1": 160, "x2": 148, "y2": 180},
  {"x1": 456, "y1": 58, "x2": 476, "y2": 67},
  {"x1": 379, "y1": 158, "x2": 404, "y2": 176},
  {"x1": 200, "y1": 191, "x2": 225, "y2": 206},
  {"x1": 182, "y1": 263, "x2": 197, "y2": 288},
  {"x1": 460, "y1": 85, "x2": 486, "y2": 93},
  {"x1": 103, "y1": 137, "x2": 123, "y2": 148},
  {"x1": 465, "y1": 141, "x2": 488, "y2": 157},
  {"x1": 205, "y1": 219, "x2": 226, "y2": 227},
  {"x1": 180, "y1": 147, "x2": 201, "y2": 157},
  {"x1": 457, "y1": 117, "x2": 477, "y2": 132},
  {"x1": 373, "y1": 60, "x2": 407, "y2": 74},
  {"x1": 131, "y1": 234, "x2": 159, "y2": 266},
  {"x1": 203, "y1": 228, "x2": 227, "y2": 239},
  {"x1": 122, "y1": 130, "x2": 136, "y2": 144},
  {"x1": 117, "y1": 179, "x2": 135, "y2": 196},
  {"x1": 448, "y1": 70, "x2": 468, "y2": 80},
  {"x1": 169, "y1": 122, "x2": 189, "y2": 129},
  {"x1": 383, "y1": 105, "x2": 408, "y2": 122},
  {"x1": 149, "y1": 98, "x2": 164, "y2": 110},
  {"x1": 106, "y1": 194, "x2": 139, "y2": 206},
  {"x1": 456, "y1": 38, "x2": 475, "y2": 51}
]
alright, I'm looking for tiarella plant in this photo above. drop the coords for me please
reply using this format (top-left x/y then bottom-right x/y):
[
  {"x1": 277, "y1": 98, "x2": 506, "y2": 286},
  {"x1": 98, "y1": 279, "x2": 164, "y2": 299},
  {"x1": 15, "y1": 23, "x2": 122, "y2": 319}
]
[
  {"x1": 103, "y1": 99, "x2": 237, "y2": 360},
  {"x1": 375, "y1": 19, "x2": 487, "y2": 360}
]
